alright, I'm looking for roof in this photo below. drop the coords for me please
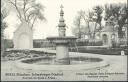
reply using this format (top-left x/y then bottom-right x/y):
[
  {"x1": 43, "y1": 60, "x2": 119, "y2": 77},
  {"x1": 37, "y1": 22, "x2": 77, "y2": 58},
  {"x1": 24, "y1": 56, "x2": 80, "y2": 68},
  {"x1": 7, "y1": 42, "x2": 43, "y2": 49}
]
[
  {"x1": 101, "y1": 22, "x2": 118, "y2": 32},
  {"x1": 14, "y1": 21, "x2": 31, "y2": 33},
  {"x1": 101, "y1": 26, "x2": 114, "y2": 32}
]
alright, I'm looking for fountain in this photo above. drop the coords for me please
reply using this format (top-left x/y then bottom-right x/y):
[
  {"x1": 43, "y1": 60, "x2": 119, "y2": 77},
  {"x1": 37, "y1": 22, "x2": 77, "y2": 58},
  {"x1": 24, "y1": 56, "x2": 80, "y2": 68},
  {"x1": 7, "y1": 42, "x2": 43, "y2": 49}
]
[
  {"x1": 15, "y1": 5, "x2": 109, "y2": 70},
  {"x1": 47, "y1": 5, "x2": 77, "y2": 65}
]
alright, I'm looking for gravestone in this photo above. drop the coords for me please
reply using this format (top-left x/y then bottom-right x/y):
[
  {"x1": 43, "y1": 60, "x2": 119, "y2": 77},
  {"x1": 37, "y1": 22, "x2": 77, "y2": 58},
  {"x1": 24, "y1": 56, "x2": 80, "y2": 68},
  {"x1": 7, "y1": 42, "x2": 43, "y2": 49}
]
[{"x1": 13, "y1": 21, "x2": 33, "y2": 49}]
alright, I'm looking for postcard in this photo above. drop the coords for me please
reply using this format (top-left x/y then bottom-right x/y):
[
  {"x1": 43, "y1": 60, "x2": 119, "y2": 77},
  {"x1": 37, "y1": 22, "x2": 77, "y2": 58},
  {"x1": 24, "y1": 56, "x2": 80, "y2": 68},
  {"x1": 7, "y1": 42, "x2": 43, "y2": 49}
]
[{"x1": 1, "y1": 0, "x2": 127, "y2": 81}]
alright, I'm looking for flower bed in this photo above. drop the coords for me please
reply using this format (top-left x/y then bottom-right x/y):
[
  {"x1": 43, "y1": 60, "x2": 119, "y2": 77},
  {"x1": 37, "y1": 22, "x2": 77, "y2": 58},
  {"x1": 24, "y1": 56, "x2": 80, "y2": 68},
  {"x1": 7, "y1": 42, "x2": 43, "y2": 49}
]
[{"x1": 2, "y1": 50, "x2": 55, "y2": 61}]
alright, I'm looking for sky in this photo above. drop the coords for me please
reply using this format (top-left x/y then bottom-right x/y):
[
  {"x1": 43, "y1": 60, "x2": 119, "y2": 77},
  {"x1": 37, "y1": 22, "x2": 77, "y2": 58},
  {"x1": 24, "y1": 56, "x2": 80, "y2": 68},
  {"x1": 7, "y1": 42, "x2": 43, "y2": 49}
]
[{"x1": 4, "y1": 0, "x2": 127, "y2": 39}]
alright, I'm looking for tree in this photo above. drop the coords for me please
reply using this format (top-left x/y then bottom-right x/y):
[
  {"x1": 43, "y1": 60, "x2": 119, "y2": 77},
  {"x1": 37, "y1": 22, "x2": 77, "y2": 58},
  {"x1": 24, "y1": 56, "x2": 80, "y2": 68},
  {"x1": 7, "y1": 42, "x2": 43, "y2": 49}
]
[
  {"x1": 92, "y1": 6, "x2": 103, "y2": 39},
  {"x1": 1, "y1": 0, "x2": 9, "y2": 56},
  {"x1": 104, "y1": 3, "x2": 127, "y2": 38},
  {"x1": 8, "y1": 0, "x2": 46, "y2": 29},
  {"x1": 1, "y1": 11, "x2": 8, "y2": 38},
  {"x1": 79, "y1": 10, "x2": 94, "y2": 39},
  {"x1": 72, "y1": 10, "x2": 83, "y2": 38},
  {"x1": 93, "y1": 6, "x2": 103, "y2": 27},
  {"x1": 72, "y1": 8, "x2": 102, "y2": 39}
]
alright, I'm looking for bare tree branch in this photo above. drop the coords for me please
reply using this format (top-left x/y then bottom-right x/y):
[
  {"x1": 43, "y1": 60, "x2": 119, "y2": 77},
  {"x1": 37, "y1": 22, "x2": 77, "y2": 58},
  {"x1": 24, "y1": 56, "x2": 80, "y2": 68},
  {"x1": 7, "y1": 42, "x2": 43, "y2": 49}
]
[
  {"x1": 27, "y1": 12, "x2": 35, "y2": 22},
  {"x1": 83, "y1": 17, "x2": 91, "y2": 34},
  {"x1": 8, "y1": 0, "x2": 46, "y2": 30},
  {"x1": 23, "y1": 0, "x2": 27, "y2": 21},
  {"x1": 31, "y1": 16, "x2": 37, "y2": 29},
  {"x1": 8, "y1": 0, "x2": 23, "y2": 22},
  {"x1": 24, "y1": 6, "x2": 35, "y2": 14}
]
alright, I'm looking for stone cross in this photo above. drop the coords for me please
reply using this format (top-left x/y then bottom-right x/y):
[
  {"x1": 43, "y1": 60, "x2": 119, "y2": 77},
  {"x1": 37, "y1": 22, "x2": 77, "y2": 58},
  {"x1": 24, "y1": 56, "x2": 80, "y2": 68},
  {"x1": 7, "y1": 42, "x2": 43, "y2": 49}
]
[
  {"x1": 60, "y1": 4, "x2": 63, "y2": 9},
  {"x1": 58, "y1": 4, "x2": 66, "y2": 37}
]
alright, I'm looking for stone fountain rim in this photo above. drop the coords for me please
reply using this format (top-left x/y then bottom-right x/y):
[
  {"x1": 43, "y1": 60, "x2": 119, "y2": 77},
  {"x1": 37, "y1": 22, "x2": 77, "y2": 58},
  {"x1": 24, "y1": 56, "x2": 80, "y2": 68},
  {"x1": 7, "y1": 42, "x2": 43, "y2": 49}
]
[
  {"x1": 15, "y1": 56, "x2": 109, "y2": 71},
  {"x1": 47, "y1": 36, "x2": 77, "y2": 40}
]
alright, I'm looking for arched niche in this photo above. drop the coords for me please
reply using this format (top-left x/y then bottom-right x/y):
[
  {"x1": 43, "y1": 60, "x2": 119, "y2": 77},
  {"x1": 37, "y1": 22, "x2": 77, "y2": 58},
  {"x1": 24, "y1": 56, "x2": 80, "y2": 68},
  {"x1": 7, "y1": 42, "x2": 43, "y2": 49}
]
[{"x1": 102, "y1": 34, "x2": 108, "y2": 45}]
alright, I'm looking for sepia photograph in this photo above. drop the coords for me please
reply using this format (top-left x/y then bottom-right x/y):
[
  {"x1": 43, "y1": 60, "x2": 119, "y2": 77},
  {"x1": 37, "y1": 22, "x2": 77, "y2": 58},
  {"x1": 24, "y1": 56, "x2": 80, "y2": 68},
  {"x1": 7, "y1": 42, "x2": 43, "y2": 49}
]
[{"x1": 1, "y1": 0, "x2": 128, "y2": 81}]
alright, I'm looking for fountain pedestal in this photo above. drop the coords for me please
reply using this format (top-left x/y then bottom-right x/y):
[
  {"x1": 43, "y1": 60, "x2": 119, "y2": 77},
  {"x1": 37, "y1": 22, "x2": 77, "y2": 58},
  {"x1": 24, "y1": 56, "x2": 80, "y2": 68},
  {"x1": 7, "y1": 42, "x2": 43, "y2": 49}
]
[
  {"x1": 47, "y1": 37, "x2": 77, "y2": 65},
  {"x1": 55, "y1": 39, "x2": 70, "y2": 64},
  {"x1": 56, "y1": 43, "x2": 70, "y2": 64},
  {"x1": 56, "y1": 43, "x2": 69, "y2": 59}
]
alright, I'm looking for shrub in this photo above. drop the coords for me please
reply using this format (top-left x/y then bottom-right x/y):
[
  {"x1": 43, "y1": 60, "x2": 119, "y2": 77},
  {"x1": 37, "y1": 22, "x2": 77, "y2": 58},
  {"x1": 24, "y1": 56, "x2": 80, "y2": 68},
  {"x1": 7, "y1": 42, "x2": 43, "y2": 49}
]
[{"x1": 75, "y1": 47, "x2": 128, "y2": 55}]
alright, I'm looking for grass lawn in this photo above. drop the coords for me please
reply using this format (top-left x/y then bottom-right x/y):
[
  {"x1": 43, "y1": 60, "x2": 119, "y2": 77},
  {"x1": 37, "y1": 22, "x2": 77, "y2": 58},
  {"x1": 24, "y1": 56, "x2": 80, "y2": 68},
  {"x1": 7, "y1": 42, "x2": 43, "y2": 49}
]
[{"x1": 69, "y1": 46, "x2": 128, "y2": 55}]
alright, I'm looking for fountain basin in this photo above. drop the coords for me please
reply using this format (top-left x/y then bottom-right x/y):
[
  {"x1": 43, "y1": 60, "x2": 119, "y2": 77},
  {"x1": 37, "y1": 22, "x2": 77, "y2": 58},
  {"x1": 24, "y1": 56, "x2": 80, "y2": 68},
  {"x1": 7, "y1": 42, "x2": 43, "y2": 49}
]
[
  {"x1": 47, "y1": 36, "x2": 77, "y2": 43},
  {"x1": 15, "y1": 56, "x2": 109, "y2": 70}
]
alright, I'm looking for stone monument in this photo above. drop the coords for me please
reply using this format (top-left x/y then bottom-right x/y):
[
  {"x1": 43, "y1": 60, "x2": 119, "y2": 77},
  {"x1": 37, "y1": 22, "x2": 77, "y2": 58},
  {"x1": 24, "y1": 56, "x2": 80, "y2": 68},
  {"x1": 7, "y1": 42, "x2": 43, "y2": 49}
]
[
  {"x1": 100, "y1": 20, "x2": 118, "y2": 47},
  {"x1": 13, "y1": 21, "x2": 33, "y2": 49}
]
